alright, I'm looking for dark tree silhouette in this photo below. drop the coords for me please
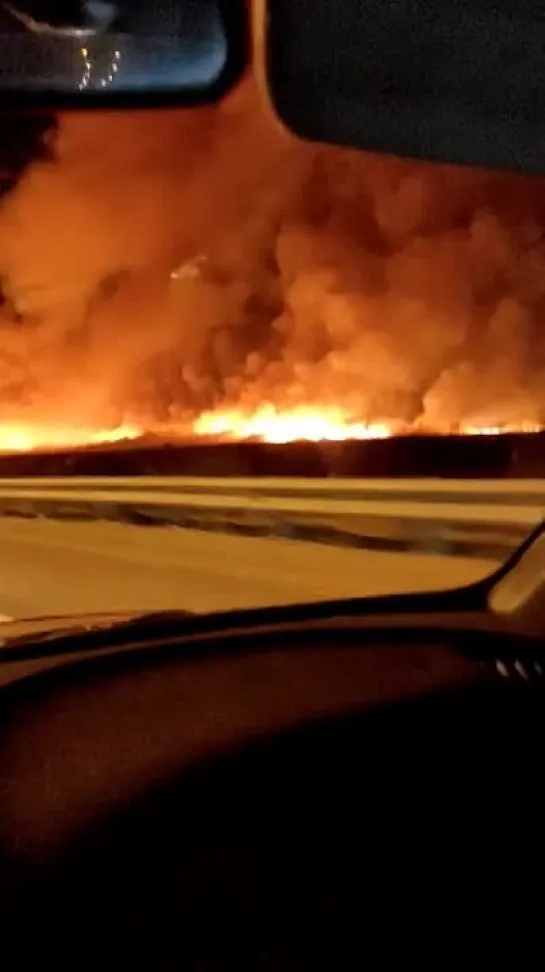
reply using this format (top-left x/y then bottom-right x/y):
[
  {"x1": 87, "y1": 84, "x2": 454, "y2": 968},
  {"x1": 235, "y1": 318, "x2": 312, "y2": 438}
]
[
  {"x1": 0, "y1": 110, "x2": 56, "y2": 309},
  {"x1": 0, "y1": 110, "x2": 56, "y2": 195}
]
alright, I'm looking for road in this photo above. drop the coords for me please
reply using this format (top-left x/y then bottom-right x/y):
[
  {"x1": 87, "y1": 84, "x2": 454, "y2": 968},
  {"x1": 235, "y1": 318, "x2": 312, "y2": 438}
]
[{"x1": 0, "y1": 518, "x2": 499, "y2": 619}]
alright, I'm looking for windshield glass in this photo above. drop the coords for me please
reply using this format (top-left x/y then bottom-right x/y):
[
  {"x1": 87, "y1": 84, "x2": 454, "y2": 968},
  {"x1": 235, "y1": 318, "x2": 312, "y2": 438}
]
[{"x1": 0, "y1": 67, "x2": 542, "y2": 621}]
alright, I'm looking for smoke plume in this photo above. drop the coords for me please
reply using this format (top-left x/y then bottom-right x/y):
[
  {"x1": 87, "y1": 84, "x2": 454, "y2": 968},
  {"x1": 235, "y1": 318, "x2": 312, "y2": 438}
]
[{"x1": 2, "y1": 74, "x2": 545, "y2": 433}]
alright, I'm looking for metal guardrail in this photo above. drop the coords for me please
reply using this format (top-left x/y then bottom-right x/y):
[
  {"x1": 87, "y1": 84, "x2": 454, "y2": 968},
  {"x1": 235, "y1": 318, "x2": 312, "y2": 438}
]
[{"x1": 0, "y1": 476, "x2": 541, "y2": 560}]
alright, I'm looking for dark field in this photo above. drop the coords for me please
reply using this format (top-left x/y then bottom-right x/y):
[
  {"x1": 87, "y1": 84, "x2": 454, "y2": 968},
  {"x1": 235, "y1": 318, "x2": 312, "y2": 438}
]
[{"x1": 0, "y1": 431, "x2": 543, "y2": 478}]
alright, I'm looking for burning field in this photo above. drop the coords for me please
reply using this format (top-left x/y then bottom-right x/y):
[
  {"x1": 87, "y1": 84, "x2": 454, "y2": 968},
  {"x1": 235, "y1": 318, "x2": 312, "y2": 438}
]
[{"x1": 1, "y1": 74, "x2": 545, "y2": 455}]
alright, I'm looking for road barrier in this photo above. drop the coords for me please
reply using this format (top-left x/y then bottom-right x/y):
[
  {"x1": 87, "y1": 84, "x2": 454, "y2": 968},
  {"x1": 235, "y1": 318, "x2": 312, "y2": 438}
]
[{"x1": 0, "y1": 476, "x2": 542, "y2": 560}]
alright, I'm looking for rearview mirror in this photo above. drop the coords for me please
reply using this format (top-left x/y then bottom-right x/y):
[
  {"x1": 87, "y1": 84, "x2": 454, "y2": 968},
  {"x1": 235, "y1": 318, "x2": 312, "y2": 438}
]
[
  {"x1": 260, "y1": 0, "x2": 545, "y2": 175},
  {"x1": 0, "y1": 0, "x2": 247, "y2": 107}
]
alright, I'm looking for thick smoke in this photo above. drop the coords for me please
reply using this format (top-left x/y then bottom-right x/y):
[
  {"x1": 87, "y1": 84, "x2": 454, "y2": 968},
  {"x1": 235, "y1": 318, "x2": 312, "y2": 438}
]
[{"x1": 2, "y1": 75, "x2": 545, "y2": 432}]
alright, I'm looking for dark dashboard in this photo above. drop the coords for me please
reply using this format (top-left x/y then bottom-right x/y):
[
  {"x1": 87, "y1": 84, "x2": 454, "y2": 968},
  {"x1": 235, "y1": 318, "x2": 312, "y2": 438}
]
[{"x1": 0, "y1": 615, "x2": 542, "y2": 969}]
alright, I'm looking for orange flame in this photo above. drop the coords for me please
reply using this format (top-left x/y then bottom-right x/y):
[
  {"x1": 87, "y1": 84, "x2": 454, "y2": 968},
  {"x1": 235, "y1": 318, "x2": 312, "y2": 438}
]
[
  {"x1": 460, "y1": 423, "x2": 542, "y2": 436},
  {"x1": 0, "y1": 421, "x2": 142, "y2": 453},
  {"x1": 0, "y1": 409, "x2": 541, "y2": 454},
  {"x1": 192, "y1": 405, "x2": 398, "y2": 443}
]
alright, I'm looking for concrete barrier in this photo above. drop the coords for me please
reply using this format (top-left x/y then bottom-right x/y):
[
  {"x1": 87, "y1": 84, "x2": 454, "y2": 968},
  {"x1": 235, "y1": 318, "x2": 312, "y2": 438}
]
[{"x1": 0, "y1": 476, "x2": 540, "y2": 559}]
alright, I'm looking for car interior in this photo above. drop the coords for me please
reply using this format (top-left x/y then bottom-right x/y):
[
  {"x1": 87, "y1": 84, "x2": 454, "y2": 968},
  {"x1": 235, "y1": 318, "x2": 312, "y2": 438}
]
[{"x1": 1, "y1": 2, "x2": 544, "y2": 968}]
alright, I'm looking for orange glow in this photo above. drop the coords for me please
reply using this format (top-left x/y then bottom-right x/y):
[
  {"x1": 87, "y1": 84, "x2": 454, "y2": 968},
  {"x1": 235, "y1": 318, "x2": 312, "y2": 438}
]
[
  {"x1": 0, "y1": 410, "x2": 541, "y2": 454},
  {"x1": 461, "y1": 423, "x2": 542, "y2": 437},
  {"x1": 193, "y1": 408, "x2": 543, "y2": 443},
  {"x1": 195, "y1": 405, "x2": 409, "y2": 442},
  {"x1": 5, "y1": 80, "x2": 545, "y2": 459},
  {"x1": 0, "y1": 421, "x2": 142, "y2": 454}
]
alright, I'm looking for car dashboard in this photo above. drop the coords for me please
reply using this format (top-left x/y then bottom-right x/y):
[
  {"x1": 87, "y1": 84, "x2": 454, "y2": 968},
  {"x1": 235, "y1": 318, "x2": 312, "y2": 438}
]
[{"x1": 0, "y1": 616, "x2": 542, "y2": 969}]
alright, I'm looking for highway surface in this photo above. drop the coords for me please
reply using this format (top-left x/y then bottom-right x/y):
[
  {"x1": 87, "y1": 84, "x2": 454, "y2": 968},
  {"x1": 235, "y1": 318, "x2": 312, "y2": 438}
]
[{"x1": 0, "y1": 517, "x2": 500, "y2": 619}]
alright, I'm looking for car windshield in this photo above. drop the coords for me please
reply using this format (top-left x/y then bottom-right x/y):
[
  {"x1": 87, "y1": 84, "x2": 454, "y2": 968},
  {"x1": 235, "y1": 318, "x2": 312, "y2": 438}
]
[{"x1": 0, "y1": 65, "x2": 542, "y2": 622}]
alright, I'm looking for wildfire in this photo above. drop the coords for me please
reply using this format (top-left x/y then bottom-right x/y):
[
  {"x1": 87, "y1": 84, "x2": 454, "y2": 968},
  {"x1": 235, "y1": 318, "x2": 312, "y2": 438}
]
[
  {"x1": 0, "y1": 421, "x2": 142, "y2": 454},
  {"x1": 6, "y1": 78, "x2": 545, "y2": 462},
  {"x1": 193, "y1": 408, "x2": 544, "y2": 443},
  {"x1": 461, "y1": 423, "x2": 543, "y2": 436},
  {"x1": 193, "y1": 404, "x2": 397, "y2": 443},
  {"x1": 0, "y1": 408, "x2": 541, "y2": 454}
]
